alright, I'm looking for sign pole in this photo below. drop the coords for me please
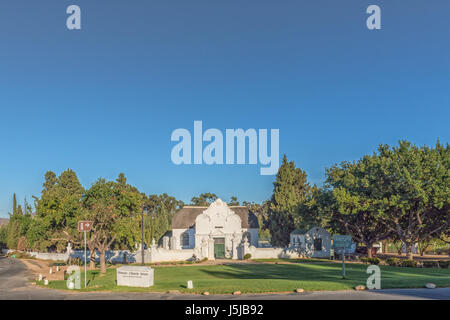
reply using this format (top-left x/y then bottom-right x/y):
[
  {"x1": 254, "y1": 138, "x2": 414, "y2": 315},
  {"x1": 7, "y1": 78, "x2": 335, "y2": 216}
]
[
  {"x1": 78, "y1": 220, "x2": 93, "y2": 289},
  {"x1": 84, "y1": 230, "x2": 87, "y2": 288},
  {"x1": 342, "y1": 247, "x2": 346, "y2": 279}
]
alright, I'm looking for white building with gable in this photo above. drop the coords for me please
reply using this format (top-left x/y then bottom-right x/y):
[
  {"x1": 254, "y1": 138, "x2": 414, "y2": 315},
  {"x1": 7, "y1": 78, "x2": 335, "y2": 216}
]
[{"x1": 167, "y1": 198, "x2": 259, "y2": 259}]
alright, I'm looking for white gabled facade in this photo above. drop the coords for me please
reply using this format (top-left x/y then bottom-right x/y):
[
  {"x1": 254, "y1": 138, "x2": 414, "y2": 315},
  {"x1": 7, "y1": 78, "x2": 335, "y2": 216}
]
[{"x1": 168, "y1": 199, "x2": 259, "y2": 260}]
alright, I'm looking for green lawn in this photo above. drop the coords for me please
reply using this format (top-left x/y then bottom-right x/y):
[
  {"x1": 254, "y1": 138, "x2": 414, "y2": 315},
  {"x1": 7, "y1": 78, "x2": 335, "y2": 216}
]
[{"x1": 39, "y1": 262, "x2": 450, "y2": 294}]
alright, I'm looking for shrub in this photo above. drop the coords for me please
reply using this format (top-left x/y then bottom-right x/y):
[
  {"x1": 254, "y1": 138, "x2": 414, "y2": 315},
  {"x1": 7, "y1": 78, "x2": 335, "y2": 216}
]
[
  {"x1": 243, "y1": 253, "x2": 252, "y2": 260},
  {"x1": 367, "y1": 257, "x2": 381, "y2": 265},
  {"x1": 360, "y1": 257, "x2": 380, "y2": 265},
  {"x1": 401, "y1": 259, "x2": 417, "y2": 267},
  {"x1": 438, "y1": 260, "x2": 450, "y2": 268},
  {"x1": 7, "y1": 251, "x2": 31, "y2": 259},
  {"x1": 360, "y1": 257, "x2": 369, "y2": 264},
  {"x1": 422, "y1": 261, "x2": 437, "y2": 268},
  {"x1": 386, "y1": 257, "x2": 400, "y2": 266}
]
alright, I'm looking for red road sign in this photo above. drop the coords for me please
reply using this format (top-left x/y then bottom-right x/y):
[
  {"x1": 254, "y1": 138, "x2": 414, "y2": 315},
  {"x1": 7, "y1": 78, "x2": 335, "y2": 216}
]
[{"x1": 78, "y1": 221, "x2": 93, "y2": 232}]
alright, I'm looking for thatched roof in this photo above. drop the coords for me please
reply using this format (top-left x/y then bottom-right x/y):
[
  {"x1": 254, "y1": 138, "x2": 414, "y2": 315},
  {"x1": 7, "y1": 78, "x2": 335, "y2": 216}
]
[{"x1": 172, "y1": 206, "x2": 259, "y2": 229}]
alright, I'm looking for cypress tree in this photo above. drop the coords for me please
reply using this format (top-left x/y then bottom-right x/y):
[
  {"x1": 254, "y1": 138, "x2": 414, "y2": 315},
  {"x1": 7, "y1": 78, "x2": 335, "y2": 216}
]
[{"x1": 267, "y1": 155, "x2": 311, "y2": 247}]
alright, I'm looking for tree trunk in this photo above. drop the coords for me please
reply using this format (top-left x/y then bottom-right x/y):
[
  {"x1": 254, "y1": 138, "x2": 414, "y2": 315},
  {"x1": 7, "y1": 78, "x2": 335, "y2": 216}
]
[
  {"x1": 405, "y1": 242, "x2": 413, "y2": 260},
  {"x1": 397, "y1": 242, "x2": 403, "y2": 255},
  {"x1": 367, "y1": 245, "x2": 373, "y2": 258},
  {"x1": 89, "y1": 247, "x2": 96, "y2": 269},
  {"x1": 383, "y1": 242, "x2": 388, "y2": 254},
  {"x1": 419, "y1": 245, "x2": 425, "y2": 256},
  {"x1": 99, "y1": 249, "x2": 107, "y2": 274}
]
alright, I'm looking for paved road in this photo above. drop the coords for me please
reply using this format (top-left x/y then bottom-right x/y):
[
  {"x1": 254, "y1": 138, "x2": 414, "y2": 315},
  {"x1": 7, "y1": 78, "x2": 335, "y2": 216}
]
[{"x1": 1, "y1": 256, "x2": 449, "y2": 300}]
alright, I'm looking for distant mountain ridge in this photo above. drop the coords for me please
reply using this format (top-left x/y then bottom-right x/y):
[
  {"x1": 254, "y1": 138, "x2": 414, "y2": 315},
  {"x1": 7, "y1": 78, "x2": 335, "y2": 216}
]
[{"x1": 0, "y1": 218, "x2": 9, "y2": 226}]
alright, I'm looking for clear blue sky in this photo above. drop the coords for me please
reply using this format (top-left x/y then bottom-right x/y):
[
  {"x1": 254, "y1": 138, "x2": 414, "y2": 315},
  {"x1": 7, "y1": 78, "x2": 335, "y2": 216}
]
[{"x1": 0, "y1": 1, "x2": 449, "y2": 217}]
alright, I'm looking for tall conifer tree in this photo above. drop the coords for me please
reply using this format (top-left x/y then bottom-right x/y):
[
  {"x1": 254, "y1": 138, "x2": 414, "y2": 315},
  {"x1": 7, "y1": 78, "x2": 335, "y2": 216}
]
[{"x1": 268, "y1": 155, "x2": 311, "y2": 246}]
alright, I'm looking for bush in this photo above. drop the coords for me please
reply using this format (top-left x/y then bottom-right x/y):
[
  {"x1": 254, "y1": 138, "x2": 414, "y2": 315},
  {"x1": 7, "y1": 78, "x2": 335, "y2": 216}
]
[
  {"x1": 436, "y1": 248, "x2": 450, "y2": 256},
  {"x1": 401, "y1": 259, "x2": 417, "y2": 268},
  {"x1": 386, "y1": 257, "x2": 400, "y2": 266},
  {"x1": 360, "y1": 257, "x2": 380, "y2": 265},
  {"x1": 422, "y1": 261, "x2": 437, "y2": 268},
  {"x1": 438, "y1": 260, "x2": 449, "y2": 268},
  {"x1": 6, "y1": 251, "x2": 31, "y2": 259},
  {"x1": 69, "y1": 257, "x2": 82, "y2": 266},
  {"x1": 243, "y1": 253, "x2": 252, "y2": 260}
]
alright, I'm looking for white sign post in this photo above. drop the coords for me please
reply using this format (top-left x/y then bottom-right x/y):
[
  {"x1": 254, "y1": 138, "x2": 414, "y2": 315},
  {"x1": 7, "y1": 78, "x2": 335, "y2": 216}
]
[{"x1": 78, "y1": 221, "x2": 93, "y2": 288}]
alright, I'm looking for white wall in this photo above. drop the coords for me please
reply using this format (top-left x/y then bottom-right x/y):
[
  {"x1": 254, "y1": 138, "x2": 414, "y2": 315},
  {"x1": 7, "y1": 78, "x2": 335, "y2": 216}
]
[
  {"x1": 3, "y1": 249, "x2": 137, "y2": 263},
  {"x1": 172, "y1": 228, "x2": 195, "y2": 250},
  {"x1": 148, "y1": 248, "x2": 196, "y2": 263},
  {"x1": 243, "y1": 228, "x2": 259, "y2": 247}
]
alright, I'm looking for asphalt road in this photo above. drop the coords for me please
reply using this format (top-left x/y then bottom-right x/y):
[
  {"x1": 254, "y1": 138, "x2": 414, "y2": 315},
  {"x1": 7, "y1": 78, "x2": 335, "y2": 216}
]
[{"x1": 1, "y1": 256, "x2": 449, "y2": 300}]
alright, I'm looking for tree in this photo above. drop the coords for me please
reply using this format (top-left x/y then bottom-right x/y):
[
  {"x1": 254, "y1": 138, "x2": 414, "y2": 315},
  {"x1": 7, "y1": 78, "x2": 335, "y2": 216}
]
[
  {"x1": 143, "y1": 193, "x2": 183, "y2": 245},
  {"x1": 6, "y1": 195, "x2": 33, "y2": 250},
  {"x1": 267, "y1": 155, "x2": 311, "y2": 247},
  {"x1": 83, "y1": 176, "x2": 142, "y2": 273},
  {"x1": 297, "y1": 186, "x2": 334, "y2": 232},
  {"x1": 243, "y1": 200, "x2": 271, "y2": 241},
  {"x1": 6, "y1": 215, "x2": 21, "y2": 249},
  {"x1": 0, "y1": 224, "x2": 8, "y2": 249},
  {"x1": 375, "y1": 141, "x2": 449, "y2": 259},
  {"x1": 12, "y1": 193, "x2": 17, "y2": 215},
  {"x1": 325, "y1": 155, "x2": 393, "y2": 257},
  {"x1": 228, "y1": 196, "x2": 240, "y2": 206},
  {"x1": 42, "y1": 171, "x2": 57, "y2": 193},
  {"x1": 325, "y1": 141, "x2": 449, "y2": 259},
  {"x1": 7, "y1": 195, "x2": 23, "y2": 250},
  {"x1": 191, "y1": 193, "x2": 218, "y2": 206},
  {"x1": 34, "y1": 169, "x2": 85, "y2": 252}
]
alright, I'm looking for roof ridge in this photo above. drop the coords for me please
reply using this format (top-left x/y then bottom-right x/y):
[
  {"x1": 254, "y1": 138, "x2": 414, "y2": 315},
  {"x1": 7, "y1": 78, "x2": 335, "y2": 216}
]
[{"x1": 182, "y1": 206, "x2": 209, "y2": 208}]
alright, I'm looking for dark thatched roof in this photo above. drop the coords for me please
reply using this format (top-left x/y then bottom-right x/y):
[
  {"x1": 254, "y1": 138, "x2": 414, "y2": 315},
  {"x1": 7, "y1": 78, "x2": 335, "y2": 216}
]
[{"x1": 172, "y1": 206, "x2": 259, "y2": 229}]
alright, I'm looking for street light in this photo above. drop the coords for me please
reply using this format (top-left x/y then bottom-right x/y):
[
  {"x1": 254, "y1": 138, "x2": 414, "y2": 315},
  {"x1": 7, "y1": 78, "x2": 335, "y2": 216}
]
[{"x1": 141, "y1": 205, "x2": 149, "y2": 266}]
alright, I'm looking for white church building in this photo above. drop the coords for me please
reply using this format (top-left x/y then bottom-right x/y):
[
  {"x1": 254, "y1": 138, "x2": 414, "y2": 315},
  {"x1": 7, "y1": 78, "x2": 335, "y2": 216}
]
[
  {"x1": 164, "y1": 198, "x2": 259, "y2": 259},
  {"x1": 137, "y1": 199, "x2": 332, "y2": 263}
]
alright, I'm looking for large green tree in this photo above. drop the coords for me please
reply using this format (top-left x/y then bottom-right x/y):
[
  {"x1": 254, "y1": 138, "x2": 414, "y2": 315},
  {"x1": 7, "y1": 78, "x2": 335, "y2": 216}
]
[
  {"x1": 143, "y1": 193, "x2": 184, "y2": 245},
  {"x1": 83, "y1": 175, "x2": 142, "y2": 273},
  {"x1": 267, "y1": 155, "x2": 311, "y2": 247},
  {"x1": 34, "y1": 169, "x2": 85, "y2": 252},
  {"x1": 6, "y1": 194, "x2": 33, "y2": 250},
  {"x1": 374, "y1": 141, "x2": 449, "y2": 259},
  {"x1": 325, "y1": 155, "x2": 392, "y2": 257},
  {"x1": 324, "y1": 141, "x2": 449, "y2": 259}
]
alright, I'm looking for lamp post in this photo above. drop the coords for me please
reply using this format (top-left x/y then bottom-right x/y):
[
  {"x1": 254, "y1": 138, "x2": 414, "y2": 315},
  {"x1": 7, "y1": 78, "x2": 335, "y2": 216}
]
[{"x1": 141, "y1": 205, "x2": 148, "y2": 266}]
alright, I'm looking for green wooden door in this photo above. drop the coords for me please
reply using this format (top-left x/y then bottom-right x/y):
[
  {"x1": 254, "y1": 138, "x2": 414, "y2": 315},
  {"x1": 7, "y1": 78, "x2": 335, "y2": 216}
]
[{"x1": 214, "y1": 238, "x2": 225, "y2": 258}]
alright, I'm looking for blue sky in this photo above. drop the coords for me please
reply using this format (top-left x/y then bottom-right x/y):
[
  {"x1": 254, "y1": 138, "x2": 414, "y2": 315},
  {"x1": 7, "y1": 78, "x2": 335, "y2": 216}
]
[{"x1": 0, "y1": 1, "x2": 449, "y2": 217}]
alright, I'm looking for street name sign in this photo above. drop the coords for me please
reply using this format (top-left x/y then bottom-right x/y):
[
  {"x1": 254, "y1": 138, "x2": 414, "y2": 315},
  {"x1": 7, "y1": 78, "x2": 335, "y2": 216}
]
[{"x1": 78, "y1": 220, "x2": 93, "y2": 288}]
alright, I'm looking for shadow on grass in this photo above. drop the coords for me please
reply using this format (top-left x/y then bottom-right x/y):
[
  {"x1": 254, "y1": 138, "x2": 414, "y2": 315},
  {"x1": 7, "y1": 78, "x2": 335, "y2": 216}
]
[
  {"x1": 199, "y1": 263, "x2": 360, "y2": 283},
  {"x1": 199, "y1": 263, "x2": 450, "y2": 287}
]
